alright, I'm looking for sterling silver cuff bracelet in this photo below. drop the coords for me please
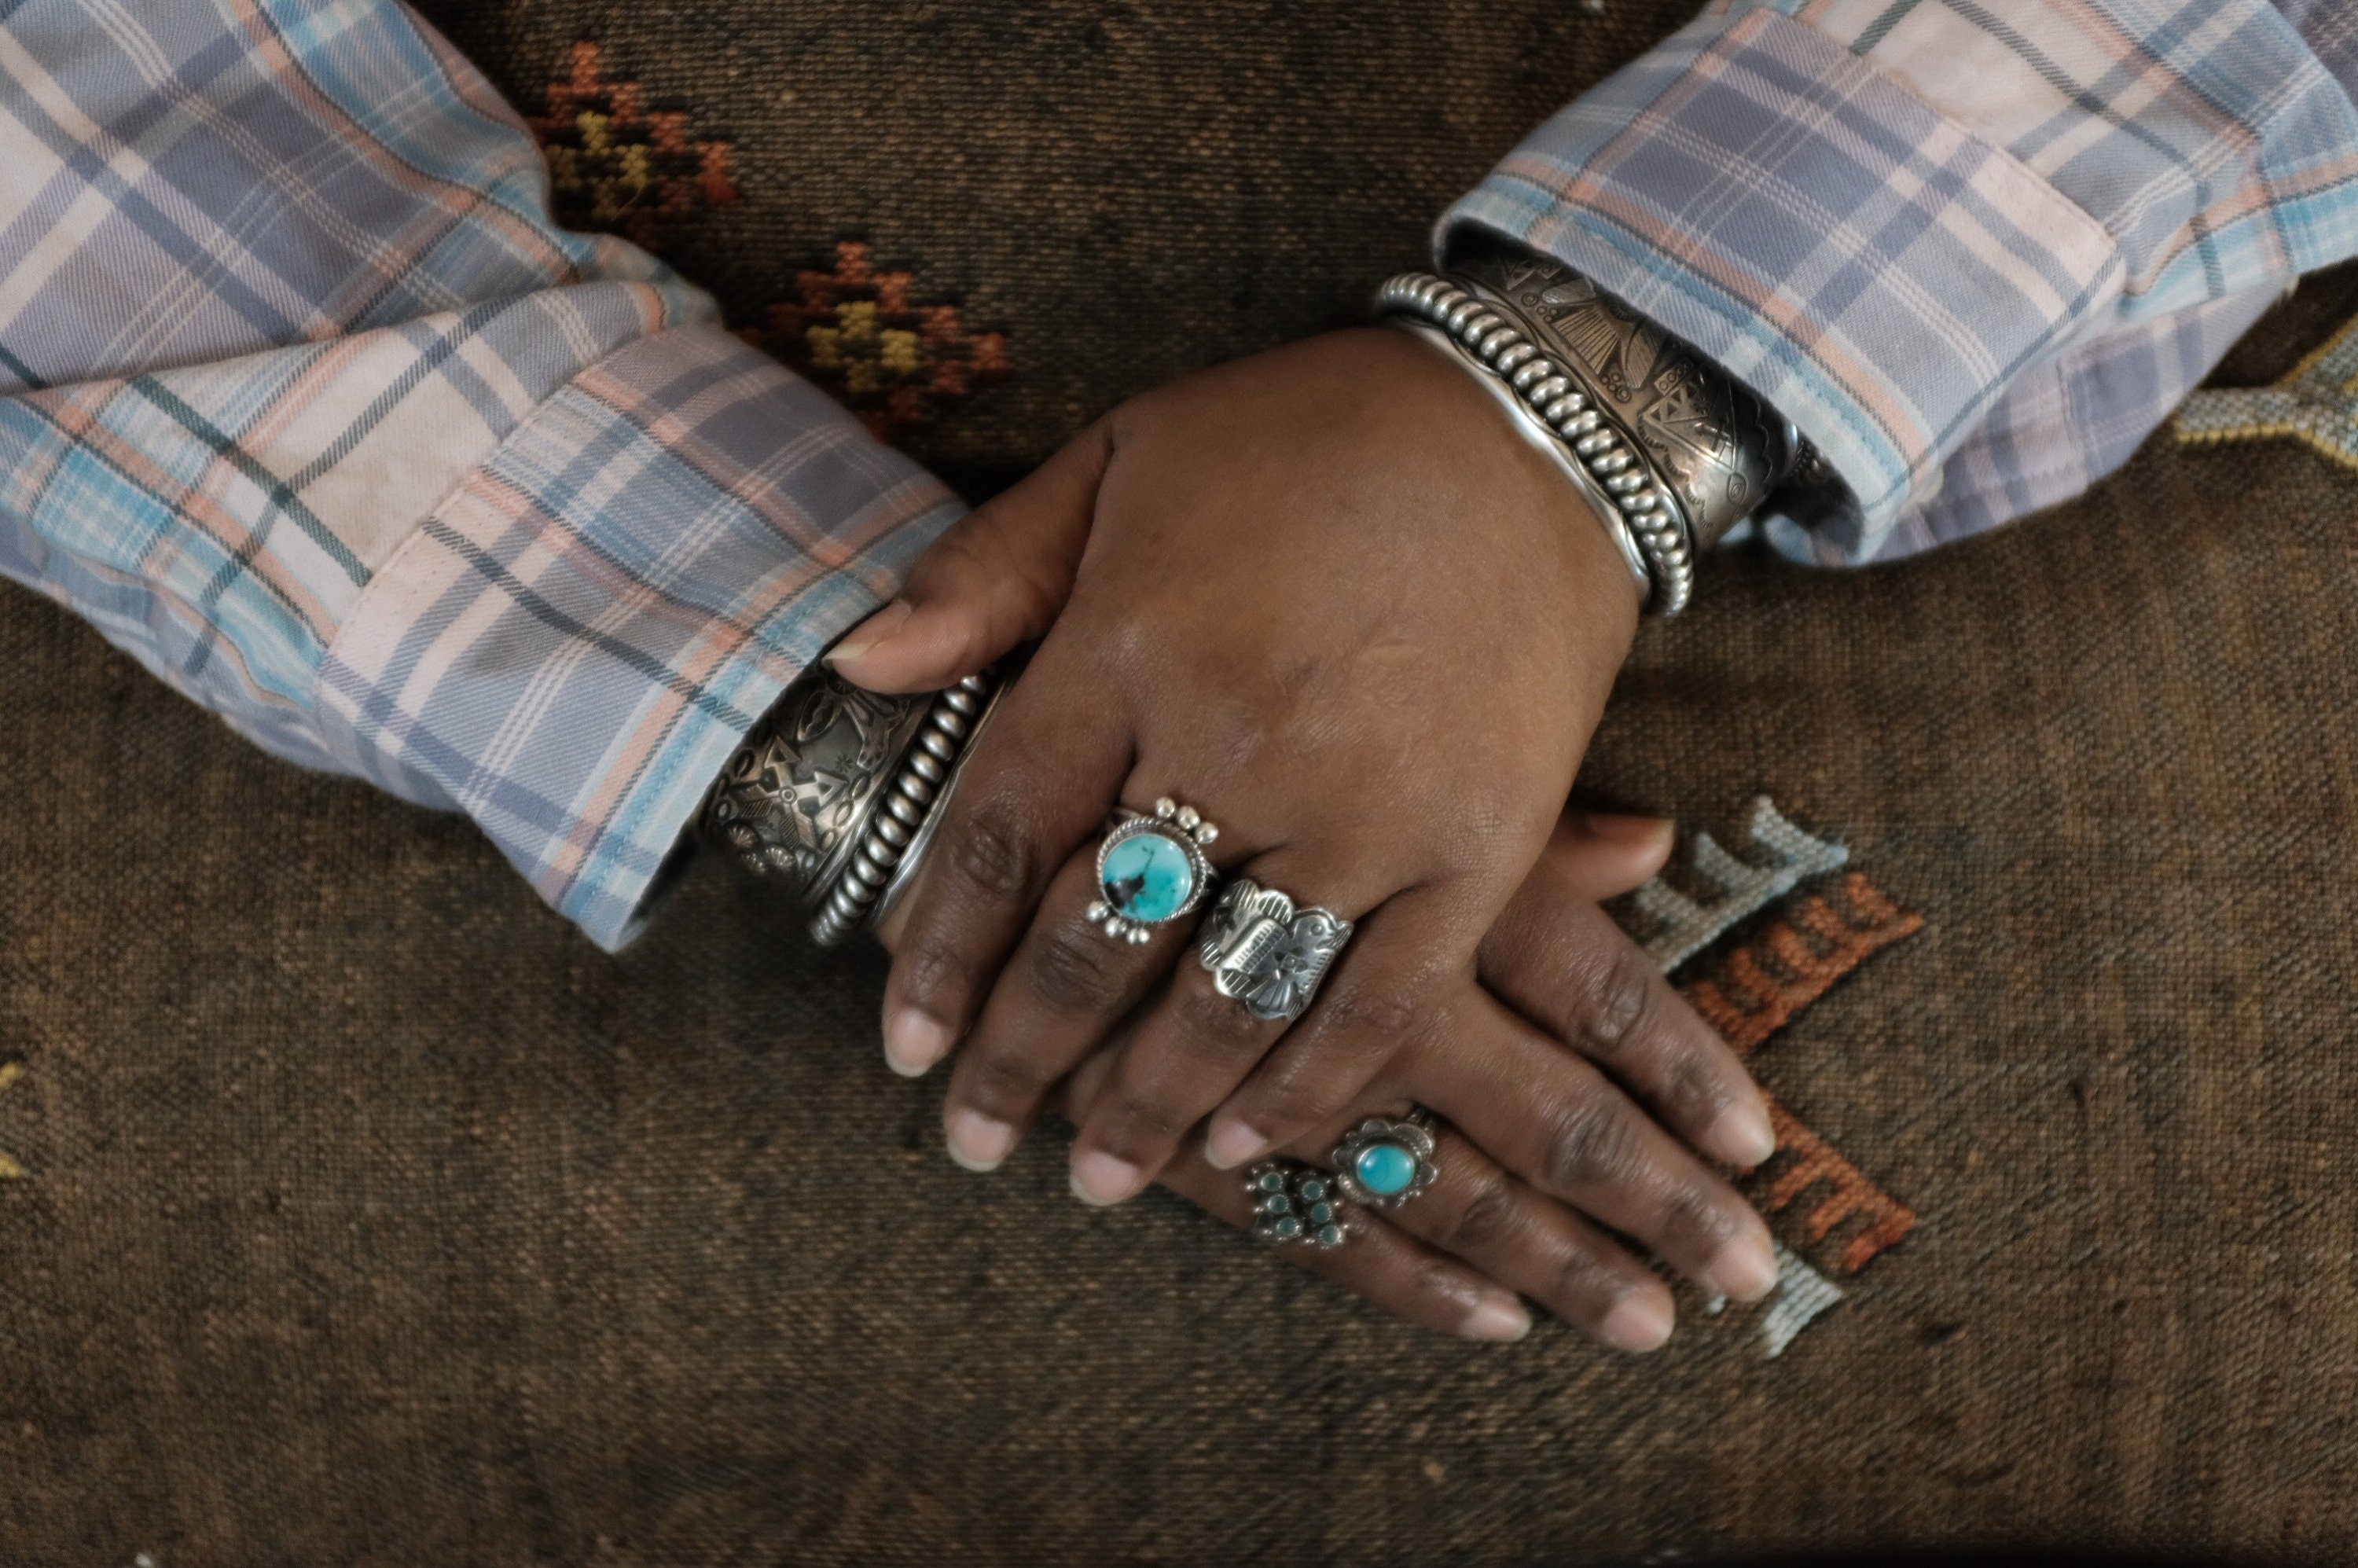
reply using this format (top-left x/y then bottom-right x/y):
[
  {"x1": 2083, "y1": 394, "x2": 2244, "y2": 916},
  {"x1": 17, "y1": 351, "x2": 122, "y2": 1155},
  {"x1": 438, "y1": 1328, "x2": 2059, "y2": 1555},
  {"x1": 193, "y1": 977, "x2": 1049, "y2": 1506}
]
[
  {"x1": 1379, "y1": 249, "x2": 1809, "y2": 614},
  {"x1": 703, "y1": 663, "x2": 1003, "y2": 946}
]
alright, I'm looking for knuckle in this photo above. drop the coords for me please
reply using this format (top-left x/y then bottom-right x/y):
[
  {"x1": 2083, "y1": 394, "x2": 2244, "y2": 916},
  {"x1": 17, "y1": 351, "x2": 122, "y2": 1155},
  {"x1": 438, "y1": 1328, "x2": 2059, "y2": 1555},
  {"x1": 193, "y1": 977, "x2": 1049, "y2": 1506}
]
[
  {"x1": 948, "y1": 800, "x2": 1040, "y2": 901},
  {"x1": 898, "y1": 938, "x2": 972, "y2": 1015},
  {"x1": 1442, "y1": 1170, "x2": 1522, "y2": 1255},
  {"x1": 1101, "y1": 1089, "x2": 1191, "y2": 1146},
  {"x1": 960, "y1": 1049, "x2": 1054, "y2": 1112},
  {"x1": 1555, "y1": 1248, "x2": 1636, "y2": 1316},
  {"x1": 1177, "y1": 985, "x2": 1275, "y2": 1052},
  {"x1": 1580, "y1": 946, "x2": 1660, "y2": 1056},
  {"x1": 1317, "y1": 980, "x2": 1426, "y2": 1051},
  {"x1": 1541, "y1": 1093, "x2": 1641, "y2": 1194},
  {"x1": 1023, "y1": 921, "x2": 1130, "y2": 1015},
  {"x1": 1660, "y1": 1048, "x2": 1728, "y2": 1129},
  {"x1": 1665, "y1": 1186, "x2": 1745, "y2": 1256}
]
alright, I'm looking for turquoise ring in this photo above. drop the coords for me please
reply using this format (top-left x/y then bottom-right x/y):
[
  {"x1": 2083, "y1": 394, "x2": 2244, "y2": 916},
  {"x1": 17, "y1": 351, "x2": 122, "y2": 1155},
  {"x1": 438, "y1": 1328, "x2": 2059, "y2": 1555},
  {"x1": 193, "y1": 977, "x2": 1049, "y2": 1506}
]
[
  {"x1": 1331, "y1": 1114, "x2": 1439, "y2": 1210},
  {"x1": 1085, "y1": 797, "x2": 1219, "y2": 945}
]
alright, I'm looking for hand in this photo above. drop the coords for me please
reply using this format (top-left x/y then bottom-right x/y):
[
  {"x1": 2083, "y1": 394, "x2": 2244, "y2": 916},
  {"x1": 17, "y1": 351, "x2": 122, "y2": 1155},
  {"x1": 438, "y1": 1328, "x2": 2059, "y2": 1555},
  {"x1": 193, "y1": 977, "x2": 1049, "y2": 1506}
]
[
  {"x1": 839, "y1": 328, "x2": 1692, "y2": 1212},
  {"x1": 878, "y1": 807, "x2": 1780, "y2": 1346}
]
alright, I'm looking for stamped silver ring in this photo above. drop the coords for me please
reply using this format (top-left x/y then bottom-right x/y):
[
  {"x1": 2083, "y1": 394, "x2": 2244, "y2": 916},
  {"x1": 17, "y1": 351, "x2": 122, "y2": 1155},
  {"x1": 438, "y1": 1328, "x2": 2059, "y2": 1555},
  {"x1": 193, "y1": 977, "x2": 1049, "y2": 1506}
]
[
  {"x1": 1331, "y1": 1113, "x2": 1439, "y2": 1210},
  {"x1": 1086, "y1": 797, "x2": 1220, "y2": 944},
  {"x1": 1196, "y1": 877, "x2": 1354, "y2": 1023},
  {"x1": 1245, "y1": 1160, "x2": 1350, "y2": 1249}
]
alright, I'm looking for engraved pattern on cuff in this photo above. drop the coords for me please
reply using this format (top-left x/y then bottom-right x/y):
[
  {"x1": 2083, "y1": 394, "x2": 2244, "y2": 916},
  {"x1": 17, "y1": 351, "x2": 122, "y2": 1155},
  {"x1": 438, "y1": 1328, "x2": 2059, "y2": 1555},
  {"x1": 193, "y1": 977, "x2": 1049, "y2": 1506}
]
[
  {"x1": 701, "y1": 667, "x2": 999, "y2": 947},
  {"x1": 1376, "y1": 270, "x2": 1698, "y2": 615},
  {"x1": 807, "y1": 673, "x2": 995, "y2": 947},
  {"x1": 1446, "y1": 250, "x2": 1804, "y2": 554}
]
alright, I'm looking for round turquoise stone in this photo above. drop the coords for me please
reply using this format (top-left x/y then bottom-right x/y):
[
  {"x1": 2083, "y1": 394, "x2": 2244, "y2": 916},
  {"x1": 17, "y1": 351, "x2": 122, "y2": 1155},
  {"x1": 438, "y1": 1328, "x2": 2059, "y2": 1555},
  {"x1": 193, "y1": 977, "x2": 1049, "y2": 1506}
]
[
  {"x1": 1354, "y1": 1140, "x2": 1420, "y2": 1196},
  {"x1": 1100, "y1": 829, "x2": 1196, "y2": 923}
]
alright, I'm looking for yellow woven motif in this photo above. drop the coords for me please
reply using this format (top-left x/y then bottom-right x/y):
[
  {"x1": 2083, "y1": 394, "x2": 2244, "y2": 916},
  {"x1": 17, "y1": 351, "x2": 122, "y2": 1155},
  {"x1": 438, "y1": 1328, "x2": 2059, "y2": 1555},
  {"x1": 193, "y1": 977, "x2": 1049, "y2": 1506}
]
[
  {"x1": 740, "y1": 241, "x2": 1009, "y2": 443},
  {"x1": 2174, "y1": 310, "x2": 2358, "y2": 468},
  {"x1": 0, "y1": 1062, "x2": 27, "y2": 1181},
  {"x1": 526, "y1": 42, "x2": 738, "y2": 252}
]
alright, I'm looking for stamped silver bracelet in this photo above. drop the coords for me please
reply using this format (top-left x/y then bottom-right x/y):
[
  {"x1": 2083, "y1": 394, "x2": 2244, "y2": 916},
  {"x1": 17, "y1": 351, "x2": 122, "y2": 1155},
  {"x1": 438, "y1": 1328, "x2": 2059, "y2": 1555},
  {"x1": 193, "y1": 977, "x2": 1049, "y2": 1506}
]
[
  {"x1": 1379, "y1": 252, "x2": 1809, "y2": 615},
  {"x1": 703, "y1": 665, "x2": 1003, "y2": 947}
]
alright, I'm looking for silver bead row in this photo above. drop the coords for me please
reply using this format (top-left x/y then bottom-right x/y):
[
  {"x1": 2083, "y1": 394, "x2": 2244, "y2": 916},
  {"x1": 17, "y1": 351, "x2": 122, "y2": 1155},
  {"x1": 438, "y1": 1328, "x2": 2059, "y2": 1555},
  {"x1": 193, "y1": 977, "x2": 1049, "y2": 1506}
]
[
  {"x1": 807, "y1": 673, "x2": 996, "y2": 948},
  {"x1": 1377, "y1": 271, "x2": 1696, "y2": 616}
]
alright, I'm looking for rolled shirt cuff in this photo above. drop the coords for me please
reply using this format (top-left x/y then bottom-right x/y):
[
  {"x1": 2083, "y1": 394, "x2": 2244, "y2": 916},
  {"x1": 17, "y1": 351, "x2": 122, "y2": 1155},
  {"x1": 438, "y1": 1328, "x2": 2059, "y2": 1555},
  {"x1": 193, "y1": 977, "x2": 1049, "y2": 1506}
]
[
  {"x1": 313, "y1": 323, "x2": 963, "y2": 951},
  {"x1": 1440, "y1": 5, "x2": 2124, "y2": 563}
]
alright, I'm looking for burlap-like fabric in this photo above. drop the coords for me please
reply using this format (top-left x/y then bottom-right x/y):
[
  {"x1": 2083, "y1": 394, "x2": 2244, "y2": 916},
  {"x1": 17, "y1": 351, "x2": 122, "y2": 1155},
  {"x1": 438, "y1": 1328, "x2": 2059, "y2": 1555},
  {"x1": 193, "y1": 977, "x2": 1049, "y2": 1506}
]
[{"x1": 2, "y1": 3, "x2": 2355, "y2": 1562}]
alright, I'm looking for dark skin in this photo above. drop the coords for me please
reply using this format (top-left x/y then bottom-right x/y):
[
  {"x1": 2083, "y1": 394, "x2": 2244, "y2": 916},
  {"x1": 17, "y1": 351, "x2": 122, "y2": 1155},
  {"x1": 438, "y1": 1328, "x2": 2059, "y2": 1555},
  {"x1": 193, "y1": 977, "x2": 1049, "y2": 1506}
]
[
  {"x1": 875, "y1": 808, "x2": 1754, "y2": 1346},
  {"x1": 837, "y1": 328, "x2": 1781, "y2": 1342}
]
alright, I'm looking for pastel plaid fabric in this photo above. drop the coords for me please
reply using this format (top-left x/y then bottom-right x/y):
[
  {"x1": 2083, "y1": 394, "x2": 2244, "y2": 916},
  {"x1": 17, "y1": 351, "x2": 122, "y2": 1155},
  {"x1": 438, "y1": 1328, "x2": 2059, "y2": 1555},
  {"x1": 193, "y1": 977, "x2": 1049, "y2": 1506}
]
[
  {"x1": 6, "y1": 2, "x2": 2356, "y2": 948},
  {"x1": 1446, "y1": 0, "x2": 2358, "y2": 564},
  {"x1": 0, "y1": 0, "x2": 960, "y2": 949}
]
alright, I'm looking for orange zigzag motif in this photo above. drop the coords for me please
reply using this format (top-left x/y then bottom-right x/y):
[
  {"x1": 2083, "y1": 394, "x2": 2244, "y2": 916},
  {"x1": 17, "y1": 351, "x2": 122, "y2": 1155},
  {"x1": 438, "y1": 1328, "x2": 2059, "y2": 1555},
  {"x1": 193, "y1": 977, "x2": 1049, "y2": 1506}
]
[
  {"x1": 1680, "y1": 872, "x2": 1923, "y2": 1272},
  {"x1": 1684, "y1": 872, "x2": 1923, "y2": 1059},
  {"x1": 1760, "y1": 1095, "x2": 1914, "y2": 1273}
]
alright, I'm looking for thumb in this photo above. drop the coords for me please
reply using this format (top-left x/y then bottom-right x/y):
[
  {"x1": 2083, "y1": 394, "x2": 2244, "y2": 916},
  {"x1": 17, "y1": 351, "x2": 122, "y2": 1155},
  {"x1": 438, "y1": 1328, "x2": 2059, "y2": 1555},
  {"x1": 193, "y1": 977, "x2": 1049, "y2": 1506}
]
[
  {"x1": 825, "y1": 424, "x2": 1111, "y2": 692},
  {"x1": 1551, "y1": 810, "x2": 1677, "y2": 903}
]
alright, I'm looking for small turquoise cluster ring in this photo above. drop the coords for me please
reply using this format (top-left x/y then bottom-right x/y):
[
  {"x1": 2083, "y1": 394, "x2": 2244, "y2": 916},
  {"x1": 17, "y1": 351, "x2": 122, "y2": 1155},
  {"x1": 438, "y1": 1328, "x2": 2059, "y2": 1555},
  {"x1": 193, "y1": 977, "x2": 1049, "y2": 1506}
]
[
  {"x1": 1087, "y1": 797, "x2": 1220, "y2": 945},
  {"x1": 1243, "y1": 1111, "x2": 1442, "y2": 1250}
]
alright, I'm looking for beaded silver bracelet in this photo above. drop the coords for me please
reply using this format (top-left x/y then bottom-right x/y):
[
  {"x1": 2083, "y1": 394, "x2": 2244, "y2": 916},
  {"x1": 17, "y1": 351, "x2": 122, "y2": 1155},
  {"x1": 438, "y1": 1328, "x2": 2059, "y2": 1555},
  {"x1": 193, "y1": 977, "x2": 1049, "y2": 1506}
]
[
  {"x1": 1379, "y1": 255, "x2": 1809, "y2": 615},
  {"x1": 1379, "y1": 270, "x2": 1697, "y2": 614},
  {"x1": 703, "y1": 666, "x2": 1002, "y2": 947}
]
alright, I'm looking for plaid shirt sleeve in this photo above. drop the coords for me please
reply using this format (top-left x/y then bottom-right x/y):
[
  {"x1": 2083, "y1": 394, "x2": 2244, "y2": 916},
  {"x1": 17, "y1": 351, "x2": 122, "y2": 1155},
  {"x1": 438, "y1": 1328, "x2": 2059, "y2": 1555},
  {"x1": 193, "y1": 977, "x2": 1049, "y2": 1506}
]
[
  {"x1": 0, "y1": 1, "x2": 963, "y2": 950},
  {"x1": 1443, "y1": 0, "x2": 2358, "y2": 565}
]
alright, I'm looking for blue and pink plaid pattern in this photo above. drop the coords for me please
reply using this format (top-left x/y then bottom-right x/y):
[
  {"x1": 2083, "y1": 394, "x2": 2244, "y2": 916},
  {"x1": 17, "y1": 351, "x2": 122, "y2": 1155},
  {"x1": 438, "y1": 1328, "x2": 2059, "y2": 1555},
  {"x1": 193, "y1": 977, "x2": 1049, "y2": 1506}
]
[
  {"x1": 1447, "y1": 0, "x2": 2358, "y2": 564},
  {"x1": 1, "y1": 0, "x2": 2352, "y2": 944},
  {"x1": 0, "y1": 0, "x2": 959, "y2": 948}
]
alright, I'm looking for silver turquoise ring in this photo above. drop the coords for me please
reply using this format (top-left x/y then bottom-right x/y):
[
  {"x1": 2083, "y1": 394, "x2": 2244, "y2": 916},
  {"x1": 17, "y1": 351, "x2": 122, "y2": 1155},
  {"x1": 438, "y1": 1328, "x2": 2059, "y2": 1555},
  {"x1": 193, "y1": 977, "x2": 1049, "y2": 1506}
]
[
  {"x1": 1245, "y1": 1161, "x2": 1350, "y2": 1249},
  {"x1": 1086, "y1": 797, "x2": 1220, "y2": 944},
  {"x1": 1196, "y1": 877, "x2": 1355, "y2": 1023},
  {"x1": 1331, "y1": 1114, "x2": 1439, "y2": 1210}
]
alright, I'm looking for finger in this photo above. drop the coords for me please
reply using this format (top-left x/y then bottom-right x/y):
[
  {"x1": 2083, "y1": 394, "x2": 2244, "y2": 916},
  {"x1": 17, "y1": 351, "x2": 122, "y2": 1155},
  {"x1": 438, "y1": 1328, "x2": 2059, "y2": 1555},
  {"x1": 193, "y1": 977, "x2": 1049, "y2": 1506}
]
[
  {"x1": 827, "y1": 424, "x2": 1112, "y2": 693},
  {"x1": 1192, "y1": 881, "x2": 1479, "y2": 1174},
  {"x1": 1155, "y1": 1145, "x2": 1531, "y2": 1341},
  {"x1": 1553, "y1": 809, "x2": 1676, "y2": 903},
  {"x1": 939, "y1": 833, "x2": 1200, "y2": 1171},
  {"x1": 1359, "y1": 1119, "x2": 1675, "y2": 1353},
  {"x1": 1067, "y1": 854, "x2": 1427, "y2": 1207},
  {"x1": 1058, "y1": 1027, "x2": 1530, "y2": 1342},
  {"x1": 1479, "y1": 890, "x2": 1773, "y2": 1169},
  {"x1": 880, "y1": 640, "x2": 1130, "y2": 1078},
  {"x1": 1407, "y1": 992, "x2": 1780, "y2": 1302}
]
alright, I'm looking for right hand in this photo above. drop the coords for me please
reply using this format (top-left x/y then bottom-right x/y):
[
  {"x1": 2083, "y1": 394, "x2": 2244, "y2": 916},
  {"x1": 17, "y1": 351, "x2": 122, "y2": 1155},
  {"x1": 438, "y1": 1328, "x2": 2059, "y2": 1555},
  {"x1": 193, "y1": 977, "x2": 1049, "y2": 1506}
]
[{"x1": 882, "y1": 806, "x2": 1782, "y2": 1348}]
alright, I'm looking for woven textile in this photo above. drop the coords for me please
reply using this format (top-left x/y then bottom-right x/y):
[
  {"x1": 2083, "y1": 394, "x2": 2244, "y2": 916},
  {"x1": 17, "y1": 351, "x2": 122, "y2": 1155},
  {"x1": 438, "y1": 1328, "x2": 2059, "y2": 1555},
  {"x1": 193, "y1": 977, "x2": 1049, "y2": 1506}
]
[{"x1": 2, "y1": 1, "x2": 2356, "y2": 1562}]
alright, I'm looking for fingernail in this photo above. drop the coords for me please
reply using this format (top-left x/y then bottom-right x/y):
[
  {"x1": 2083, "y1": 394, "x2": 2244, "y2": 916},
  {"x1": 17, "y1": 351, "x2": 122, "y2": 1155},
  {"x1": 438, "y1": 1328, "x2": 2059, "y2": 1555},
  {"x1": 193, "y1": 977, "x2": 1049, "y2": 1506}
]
[
  {"x1": 1706, "y1": 1230, "x2": 1780, "y2": 1304},
  {"x1": 1598, "y1": 1291, "x2": 1676, "y2": 1353},
  {"x1": 1203, "y1": 1118, "x2": 1269, "y2": 1171},
  {"x1": 822, "y1": 598, "x2": 913, "y2": 668},
  {"x1": 882, "y1": 1007, "x2": 951, "y2": 1078},
  {"x1": 946, "y1": 1109, "x2": 1016, "y2": 1173},
  {"x1": 1580, "y1": 811, "x2": 1675, "y2": 846},
  {"x1": 1456, "y1": 1290, "x2": 1533, "y2": 1342},
  {"x1": 1706, "y1": 1102, "x2": 1778, "y2": 1168},
  {"x1": 1070, "y1": 1150, "x2": 1143, "y2": 1206}
]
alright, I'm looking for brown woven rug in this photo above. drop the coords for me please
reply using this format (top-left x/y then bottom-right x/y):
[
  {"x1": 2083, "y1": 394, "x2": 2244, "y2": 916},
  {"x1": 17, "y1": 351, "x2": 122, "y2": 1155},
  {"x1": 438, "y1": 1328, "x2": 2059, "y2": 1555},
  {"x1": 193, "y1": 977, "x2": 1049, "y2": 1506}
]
[{"x1": 2, "y1": 3, "x2": 2355, "y2": 1562}]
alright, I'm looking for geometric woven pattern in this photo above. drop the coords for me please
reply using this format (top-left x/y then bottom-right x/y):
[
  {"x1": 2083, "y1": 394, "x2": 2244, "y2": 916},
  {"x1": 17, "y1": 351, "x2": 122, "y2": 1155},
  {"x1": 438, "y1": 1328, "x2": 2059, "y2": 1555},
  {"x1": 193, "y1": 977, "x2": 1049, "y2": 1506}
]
[
  {"x1": 740, "y1": 241, "x2": 1010, "y2": 443},
  {"x1": 526, "y1": 42, "x2": 739, "y2": 251},
  {"x1": 2175, "y1": 308, "x2": 2358, "y2": 469}
]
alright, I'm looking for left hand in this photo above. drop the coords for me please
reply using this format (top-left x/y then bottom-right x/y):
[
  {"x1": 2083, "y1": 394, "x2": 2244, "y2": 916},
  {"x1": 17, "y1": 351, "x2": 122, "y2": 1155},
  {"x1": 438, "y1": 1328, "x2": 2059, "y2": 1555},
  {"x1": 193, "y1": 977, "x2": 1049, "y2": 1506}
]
[
  {"x1": 832, "y1": 329, "x2": 1687, "y2": 1208},
  {"x1": 876, "y1": 806, "x2": 1782, "y2": 1346}
]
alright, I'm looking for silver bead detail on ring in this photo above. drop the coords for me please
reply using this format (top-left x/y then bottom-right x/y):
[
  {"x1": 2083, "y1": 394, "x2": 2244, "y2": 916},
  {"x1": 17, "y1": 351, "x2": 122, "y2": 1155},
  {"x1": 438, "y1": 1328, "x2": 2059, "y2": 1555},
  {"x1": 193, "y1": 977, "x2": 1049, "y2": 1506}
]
[
  {"x1": 1331, "y1": 1114, "x2": 1438, "y2": 1210},
  {"x1": 1197, "y1": 878, "x2": 1354, "y2": 1023},
  {"x1": 1245, "y1": 1161, "x2": 1350, "y2": 1249},
  {"x1": 1086, "y1": 797, "x2": 1220, "y2": 944}
]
